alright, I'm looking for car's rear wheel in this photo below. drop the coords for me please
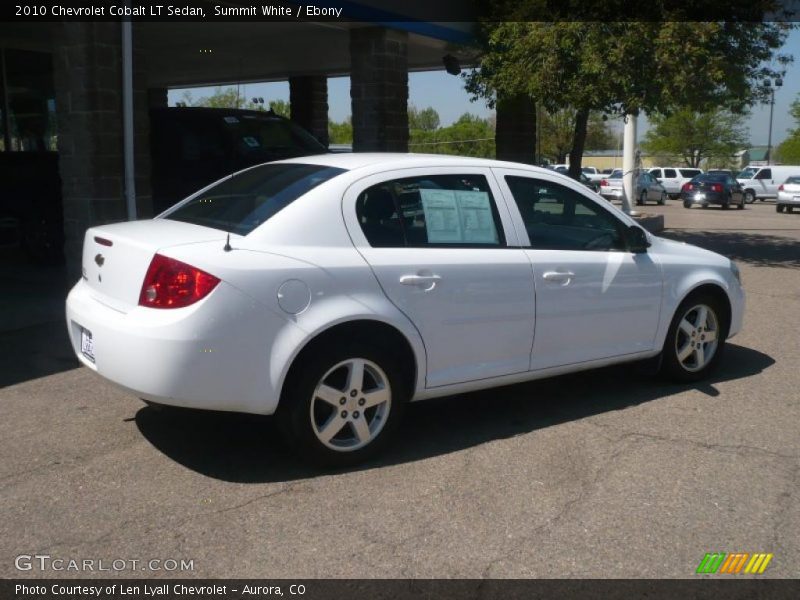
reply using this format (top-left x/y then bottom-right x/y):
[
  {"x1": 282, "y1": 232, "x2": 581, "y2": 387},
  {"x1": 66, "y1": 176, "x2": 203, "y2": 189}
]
[
  {"x1": 744, "y1": 190, "x2": 756, "y2": 204},
  {"x1": 722, "y1": 196, "x2": 730, "y2": 209},
  {"x1": 683, "y1": 200, "x2": 691, "y2": 209},
  {"x1": 777, "y1": 204, "x2": 784, "y2": 213},
  {"x1": 660, "y1": 293, "x2": 727, "y2": 382},
  {"x1": 278, "y1": 340, "x2": 408, "y2": 467}
]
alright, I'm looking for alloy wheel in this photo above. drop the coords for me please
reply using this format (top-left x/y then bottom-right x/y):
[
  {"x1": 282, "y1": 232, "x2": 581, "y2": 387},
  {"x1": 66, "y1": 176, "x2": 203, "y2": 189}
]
[
  {"x1": 309, "y1": 358, "x2": 392, "y2": 452},
  {"x1": 675, "y1": 304, "x2": 719, "y2": 373}
]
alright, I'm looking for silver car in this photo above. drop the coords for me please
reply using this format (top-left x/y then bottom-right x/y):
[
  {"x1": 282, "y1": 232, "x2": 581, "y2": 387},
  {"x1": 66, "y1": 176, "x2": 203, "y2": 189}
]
[
  {"x1": 600, "y1": 171, "x2": 667, "y2": 205},
  {"x1": 776, "y1": 176, "x2": 800, "y2": 213}
]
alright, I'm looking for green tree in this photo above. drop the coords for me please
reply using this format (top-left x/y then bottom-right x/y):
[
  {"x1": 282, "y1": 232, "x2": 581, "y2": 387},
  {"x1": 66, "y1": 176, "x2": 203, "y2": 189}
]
[
  {"x1": 181, "y1": 87, "x2": 287, "y2": 113},
  {"x1": 328, "y1": 117, "x2": 353, "y2": 144},
  {"x1": 268, "y1": 99, "x2": 290, "y2": 117},
  {"x1": 465, "y1": 16, "x2": 791, "y2": 179},
  {"x1": 409, "y1": 105, "x2": 441, "y2": 131},
  {"x1": 642, "y1": 109, "x2": 749, "y2": 168},
  {"x1": 409, "y1": 113, "x2": 495, "y2": 158},
  {"x1": 540, "y1": 109, "x2": 614, "y2": 163},
  {"x1": 776, "y1": 98, "x2": 800, "y2": 164}
]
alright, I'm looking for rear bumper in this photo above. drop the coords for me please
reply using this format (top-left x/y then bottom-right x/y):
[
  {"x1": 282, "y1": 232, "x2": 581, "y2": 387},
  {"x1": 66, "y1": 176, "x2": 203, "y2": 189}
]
[
  {"x1": 65, "y1": 279, "x2": 281, "y2": 414},
  {"x1": 681, "y1": 191, "x2": 727, "y2": 205},
  {"x1": 776, "y1": 193, "x2": 800, "y2": 206}
]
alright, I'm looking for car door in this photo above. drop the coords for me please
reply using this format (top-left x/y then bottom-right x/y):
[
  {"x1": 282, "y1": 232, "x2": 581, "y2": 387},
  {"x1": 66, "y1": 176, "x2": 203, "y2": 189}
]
[
  {"x1": 661, "y1": 168, "x2": 680, "y2": 195},
  {"x1": 343, "y1": 168, "x2": 536, "y2": 388},
  {"x1": 755, "y1": 168, "x2": 773, "y2": 198},
  {"x1": 494, "y1": 169, "x2": 663, "y2": 370},
  {"x1": 726, "y1": 175, "x2": 743, "y2": 203}
]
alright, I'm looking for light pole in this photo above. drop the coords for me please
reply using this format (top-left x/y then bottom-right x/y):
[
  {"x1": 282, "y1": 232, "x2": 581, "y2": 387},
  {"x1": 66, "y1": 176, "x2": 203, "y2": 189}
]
[{"x1": 765, "y1": 76, "x2": 783, "y2": 165}]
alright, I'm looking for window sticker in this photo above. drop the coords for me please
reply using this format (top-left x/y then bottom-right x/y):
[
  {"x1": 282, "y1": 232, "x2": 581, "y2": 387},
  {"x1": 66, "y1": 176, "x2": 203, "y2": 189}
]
[
  {"x1": 420, "y1": 189, "x2": 462, "y2": 242},
  {"x1": 420, "y1": 188, "x2": 498, "y2": 244},
  {"x1": 454, "y1": 190, "x2": 498, "y2": 243}
]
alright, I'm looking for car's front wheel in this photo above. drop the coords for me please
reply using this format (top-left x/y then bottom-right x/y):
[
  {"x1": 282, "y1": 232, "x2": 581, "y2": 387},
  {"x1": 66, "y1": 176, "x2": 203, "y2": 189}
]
[
  {"x1": 660, "y1": 293, "x2": 727, "y2": 382},
  {"x1": 278, "y1": 341, "x2": 408, "y2": 466},
  {"x1": 744, "y1": 190, "x2": 756, "y2": 204}
]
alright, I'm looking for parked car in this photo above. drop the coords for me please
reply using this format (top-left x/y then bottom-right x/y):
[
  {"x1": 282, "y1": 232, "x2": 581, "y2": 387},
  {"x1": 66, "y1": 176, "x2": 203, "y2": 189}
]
[
  {"x1": 681, "y1": 173, "x2": 745, "y2": 209},
  {"x1": 581, "y1": 166, "x2": 604, "y2": 183},
  {"x1": 635, "y1": 172, "x2": 668, "y2": 205},
  {"x1": 776, "y1": 176, "x2": 800, "y2": 213},
  {"x1": 736, "y1": 165, "x2": 800, "y2": 204},
  {"x1": 706, "y1": 169, "x2": 734, "y2": 176},
  {"x1": 66, "y1": 154, "x2": 745, "y2": 466},
  {"x1": 599, "y1": 170, "x2": 665, "y2": 204},
  {"x1": 648, "y1": 167, "x2": 703, "y2": 198},
  {"x1": 150, "y1": 107, "x2": 328, "y2": 213}
]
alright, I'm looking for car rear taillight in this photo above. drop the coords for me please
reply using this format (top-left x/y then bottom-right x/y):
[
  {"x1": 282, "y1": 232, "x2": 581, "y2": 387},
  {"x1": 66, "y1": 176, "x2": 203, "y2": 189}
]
[
  {"x1": 711, "y1": 183, "x2": 723, "y2": 193},
  {"x1": 138, "y1": 254, "x2": 220, "y2": 309},
  {"x1": 600, "y1": 179, "x2": 608, "y2": 186},
  {"x1": 779, "y1": 184, "x2": 784, "y2": 191},
  {"x1": 682, "y1": 183, "x2": 693, "y2": 192}
]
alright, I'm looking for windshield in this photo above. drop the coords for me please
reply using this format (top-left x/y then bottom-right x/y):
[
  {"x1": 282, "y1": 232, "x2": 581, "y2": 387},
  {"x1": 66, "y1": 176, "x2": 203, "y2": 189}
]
[
  {"x1": 738, "y1": 167, "x2": 758, "y2": 179},
  {"x1": 162, "y1": 163, "x2": 346, "y2": 235}
]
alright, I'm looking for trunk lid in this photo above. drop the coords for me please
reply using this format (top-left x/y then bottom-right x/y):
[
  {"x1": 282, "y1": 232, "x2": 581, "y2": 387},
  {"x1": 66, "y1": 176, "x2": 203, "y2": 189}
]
[{"x1": 81, "y1": 219, "x2": 227, "y2": 312}]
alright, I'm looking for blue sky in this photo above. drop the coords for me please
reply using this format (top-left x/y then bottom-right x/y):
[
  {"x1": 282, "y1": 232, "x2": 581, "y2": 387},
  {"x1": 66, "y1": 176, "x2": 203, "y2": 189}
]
[{"x1": 169, "y1": 28, "x2": 800, "y2": 147}]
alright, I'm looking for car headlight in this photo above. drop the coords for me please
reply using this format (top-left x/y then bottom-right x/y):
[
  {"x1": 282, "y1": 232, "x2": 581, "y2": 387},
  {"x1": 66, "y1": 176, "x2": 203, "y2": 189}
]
[{"x1": 730, "y1": 260, "x2": 742, "y2": 285}]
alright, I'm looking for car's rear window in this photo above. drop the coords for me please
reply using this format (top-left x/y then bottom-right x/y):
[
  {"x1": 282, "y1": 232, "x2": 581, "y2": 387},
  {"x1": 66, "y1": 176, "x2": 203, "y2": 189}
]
[
  {"x1": 163, "y1": 163, "x2": 345, "y2": 235},
  {"x1": 680, "y1": 169, "x2": 702, "y2": 178},
  {"x1": 785, "y1": 176, "x2": 800, "y2": 184},
  {"x1": 694, "y1": 174, "x2": 726, "y2": 182}
]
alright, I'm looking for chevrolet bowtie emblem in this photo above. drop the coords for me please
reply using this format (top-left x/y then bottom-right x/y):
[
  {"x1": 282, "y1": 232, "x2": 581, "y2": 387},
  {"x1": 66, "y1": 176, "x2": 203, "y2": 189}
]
[{"x1": 94, "y1": 253, "x2": 105, "y2": 267}]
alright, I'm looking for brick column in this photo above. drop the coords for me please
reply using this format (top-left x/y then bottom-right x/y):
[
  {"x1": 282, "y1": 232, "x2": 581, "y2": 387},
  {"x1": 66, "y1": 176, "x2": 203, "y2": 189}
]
[
  {"x1": 53, "y1": 23, "x2": 152, "y2": 278},
  {"x1": 289, "y1": 76, "x2": 329, "y2": 148},
  {"x1": 495, "y1": 94, "x2": 536, "y2": 164},
  {"x1": 349, "y1": 27, "x2": 409, "y2": 152}
]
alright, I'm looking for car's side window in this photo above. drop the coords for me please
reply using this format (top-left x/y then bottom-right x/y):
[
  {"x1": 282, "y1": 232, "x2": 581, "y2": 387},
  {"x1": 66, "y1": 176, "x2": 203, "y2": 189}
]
[
  {"x1": 355, "y1": 174, "x2": 505, "y2": 248},
  {"x1": 651, "y1": 169, "x2": 662, "y2": 178},
  {"x1": 664, "y1": 169, "x2": 677, "y2": 178},
  {"x1": 756, "y1": 169, "x2": 772, "y2": 180},
  {"x1": 505, "y1": 176, "x2": 627, "y2": 252}
]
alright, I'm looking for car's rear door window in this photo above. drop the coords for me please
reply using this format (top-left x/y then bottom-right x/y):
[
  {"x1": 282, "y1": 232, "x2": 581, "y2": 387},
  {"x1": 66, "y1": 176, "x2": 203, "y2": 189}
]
[
  {"x1": 355, "y1": 174, "x2": 505, "y2": 248},
  {"x1": 663, "y1": 168, "x2": 677, "y2": 178},
  {"x1": 505, "y1": 176, "x2": 626, "y2": 251},
  {"x1": 163, "y1": 163, "x2": 345, "y2": 235}
]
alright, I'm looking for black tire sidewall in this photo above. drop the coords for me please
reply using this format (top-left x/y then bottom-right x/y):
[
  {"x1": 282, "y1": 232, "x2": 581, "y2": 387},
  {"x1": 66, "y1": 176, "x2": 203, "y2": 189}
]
[
  {"x1": 278, "y1": 340, "x2": 409, "y2": 467},
  {"x1": 661, "y1": 293, "x2": 728, "y2": 382}
]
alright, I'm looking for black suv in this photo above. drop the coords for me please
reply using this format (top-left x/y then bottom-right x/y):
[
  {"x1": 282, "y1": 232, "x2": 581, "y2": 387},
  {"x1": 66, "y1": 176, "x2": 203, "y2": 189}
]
[{"x1": 150, "y1": 107, "x2": 327, "y2": 214}]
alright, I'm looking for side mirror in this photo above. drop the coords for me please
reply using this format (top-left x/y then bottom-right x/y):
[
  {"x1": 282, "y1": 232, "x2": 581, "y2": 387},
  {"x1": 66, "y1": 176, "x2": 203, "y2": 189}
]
[{"x1": 626, "y1": 225, "x2": 650, "y2": 253}]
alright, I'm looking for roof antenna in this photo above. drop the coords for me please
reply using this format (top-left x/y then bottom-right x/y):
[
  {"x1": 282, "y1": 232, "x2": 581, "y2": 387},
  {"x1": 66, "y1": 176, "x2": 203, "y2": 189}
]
[{"x1": 224, "y1": 233, "x2": 232, "y2": 252}]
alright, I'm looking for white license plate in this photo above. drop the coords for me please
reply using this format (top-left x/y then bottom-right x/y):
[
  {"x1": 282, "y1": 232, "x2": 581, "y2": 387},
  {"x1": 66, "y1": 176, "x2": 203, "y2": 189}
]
[
  {"x1": 693, "y1": 193, "x2": 706, "y2": 201},
  {"x1": 80, "y1": 328, "x2": 95, "y2": 362}
]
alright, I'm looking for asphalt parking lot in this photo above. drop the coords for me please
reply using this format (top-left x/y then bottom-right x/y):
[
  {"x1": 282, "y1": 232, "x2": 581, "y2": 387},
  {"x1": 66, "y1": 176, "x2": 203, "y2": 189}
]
[{"x1": 1, "y1": 201, "x2": 798, "y2": 579}]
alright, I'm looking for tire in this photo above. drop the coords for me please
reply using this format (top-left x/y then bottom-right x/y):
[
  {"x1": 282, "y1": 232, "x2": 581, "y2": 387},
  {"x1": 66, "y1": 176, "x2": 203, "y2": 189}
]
[
  {"x1": 737, "y1": 198, "x2": 744, "y2": 210},
  {"x1": 744, "y1": 190, "x2": 756, "y2": 204},
  {"x1": 789, "y1": 206, "x2": 794, "y2": 213},
  {"x1": 660, "y1": 293, "x2": 727, "y2": 382},
  {"x1": 777, "y1": 204, "x2": 784, "y2": 213},
  {"x1": 722, "y1": 199, "x2": 730, "y2": 210},
  {"x1": 658, "y1": 192, "x2": 666, "y2": 205},
  {"x1": 277, "y1": 339, "x2": 409, "y2": 467},
  {"x1": 683, "y1": 200, "x2": 692, "y2": 209}
]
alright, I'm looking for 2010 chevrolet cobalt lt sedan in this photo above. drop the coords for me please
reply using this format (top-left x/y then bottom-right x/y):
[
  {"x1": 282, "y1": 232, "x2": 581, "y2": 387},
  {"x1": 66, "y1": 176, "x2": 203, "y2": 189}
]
[{"x1": 66, "y1": 154, "x2": 745, "y2": 465}]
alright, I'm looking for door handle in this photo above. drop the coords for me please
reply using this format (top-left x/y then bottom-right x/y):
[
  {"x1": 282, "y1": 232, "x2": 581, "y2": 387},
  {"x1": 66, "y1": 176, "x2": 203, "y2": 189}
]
[
  {"x1": 543, "y1": 271, "x2": 575, "y2": 284},
  {"x1": 400, "y1": 274, "x2": 442, "y2": 289}
]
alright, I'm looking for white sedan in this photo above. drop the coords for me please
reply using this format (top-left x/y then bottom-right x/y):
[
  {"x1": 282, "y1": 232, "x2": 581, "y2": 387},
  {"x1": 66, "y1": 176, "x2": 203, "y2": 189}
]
[{"x1": 66, "y1": 154, "x2": 745, "y2": 466}]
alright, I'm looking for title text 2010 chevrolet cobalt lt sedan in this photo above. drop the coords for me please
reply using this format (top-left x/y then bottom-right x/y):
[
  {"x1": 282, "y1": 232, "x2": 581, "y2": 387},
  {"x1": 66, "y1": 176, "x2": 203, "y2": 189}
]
[{"x1": 66, "y1": 155, "x2": 745, "y2": 465}]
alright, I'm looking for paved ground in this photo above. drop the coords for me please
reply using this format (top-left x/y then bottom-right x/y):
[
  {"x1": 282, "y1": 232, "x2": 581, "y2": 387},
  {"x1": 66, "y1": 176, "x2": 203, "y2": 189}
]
[{"x1": 1, "y1": 202, "x2": 798, "y2": 579}]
